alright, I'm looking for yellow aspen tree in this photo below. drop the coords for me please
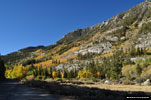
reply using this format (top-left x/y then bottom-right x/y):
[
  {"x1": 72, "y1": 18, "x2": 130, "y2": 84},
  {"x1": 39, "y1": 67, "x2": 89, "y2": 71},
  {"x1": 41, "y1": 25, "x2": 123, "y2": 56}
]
[{"x1": 52, "y1": 71, "x2": 58, "y2": 78}]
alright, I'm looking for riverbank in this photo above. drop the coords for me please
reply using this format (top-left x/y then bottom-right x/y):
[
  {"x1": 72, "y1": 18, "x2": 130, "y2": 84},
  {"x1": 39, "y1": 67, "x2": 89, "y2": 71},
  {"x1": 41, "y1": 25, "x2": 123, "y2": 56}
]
[{"x1": 24, "y1": 80, "x2": 151, "y2": 100}]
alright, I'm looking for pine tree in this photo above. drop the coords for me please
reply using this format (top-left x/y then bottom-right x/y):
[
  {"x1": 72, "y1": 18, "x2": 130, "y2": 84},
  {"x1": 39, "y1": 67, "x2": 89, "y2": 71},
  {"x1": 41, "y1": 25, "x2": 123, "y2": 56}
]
[
  {"x1": 0, "y1": 58, "x2": 6, "y2": 80},
  {"x1": 57, "y1": 71, "x2": 62, "y2": 78},
  {"x1": 136, "y1": 64, "x2": 142, "y2": 76},
  {"x1": 137, "y1": 47, "x2": 141, "y2": 55},
  {"x1": 49, "y1": 67, "x2": 53, "y2": 78}
]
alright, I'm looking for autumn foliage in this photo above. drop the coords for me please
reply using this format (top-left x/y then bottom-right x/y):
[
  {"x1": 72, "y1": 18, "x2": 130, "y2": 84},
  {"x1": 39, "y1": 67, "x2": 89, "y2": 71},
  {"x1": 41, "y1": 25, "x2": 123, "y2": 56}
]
[
  {"x1": 5, "y1": 65, "x2": 26, "y2": 79},
  {"x1": 78, "y1": 70, "x2": 92, "y2": 78}
]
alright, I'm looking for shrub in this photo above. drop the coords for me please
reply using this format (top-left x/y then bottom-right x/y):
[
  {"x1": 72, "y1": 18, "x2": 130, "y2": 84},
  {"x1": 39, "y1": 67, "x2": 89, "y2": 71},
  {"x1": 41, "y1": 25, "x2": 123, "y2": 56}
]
[
  {"x1": 141, "y1": 68, "x2": 151, "y2": 80},
  {"x1": 122, "y1": 65, "x2": 137, "y2": 80},
  {"x1": 136, "y1": 77, "x2": 144, "y2": 84},
  {"x1": 123, "y1": 80, "x2": 131, "y2": 85},
  {"x1": 78, "y1": 70, "x2": 92, "y2": 79}
]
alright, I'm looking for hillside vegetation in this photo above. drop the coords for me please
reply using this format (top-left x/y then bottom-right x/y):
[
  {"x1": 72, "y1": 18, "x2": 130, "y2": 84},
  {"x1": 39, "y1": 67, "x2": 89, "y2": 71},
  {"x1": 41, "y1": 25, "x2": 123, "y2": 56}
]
[{"x1": 3, "y1": 1, "x2": 151, "y2": 85}]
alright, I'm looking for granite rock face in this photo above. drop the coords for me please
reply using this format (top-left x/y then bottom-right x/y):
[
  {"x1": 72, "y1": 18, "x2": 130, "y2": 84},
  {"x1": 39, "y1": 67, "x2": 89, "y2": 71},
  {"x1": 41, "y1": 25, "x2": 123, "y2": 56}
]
[
  {"x1": 135, "y1": 33, "x2": 151, "y2": 48},
  {"x1": 55, "y1": 63, "x2": 80, "y2": 72},
  {"x1": 76, "y1": 42, "x2": 112, "y2": 55}
]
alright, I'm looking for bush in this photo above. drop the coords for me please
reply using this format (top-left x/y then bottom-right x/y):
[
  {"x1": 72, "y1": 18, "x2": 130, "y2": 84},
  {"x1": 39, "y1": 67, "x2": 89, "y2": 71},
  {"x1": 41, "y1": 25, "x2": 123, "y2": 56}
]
[
  {"x1": 122, "y1": 65, "x2": 137, "y2": 80},
  {"x1": 141, "y1": 66, "x2": 151, "y2": 80},
  {"x1": 139, "y1": 22, "x2": 151, "y2": 33},
  {"x1": 136, "y1": 77, "x2": 144, "y2": 84},
  {"x1": 123, "y1": 80, "x2": 131, "y2": 85},
  {"x1": 78, "y1": 70, "x2": 92, "y2": 79}
]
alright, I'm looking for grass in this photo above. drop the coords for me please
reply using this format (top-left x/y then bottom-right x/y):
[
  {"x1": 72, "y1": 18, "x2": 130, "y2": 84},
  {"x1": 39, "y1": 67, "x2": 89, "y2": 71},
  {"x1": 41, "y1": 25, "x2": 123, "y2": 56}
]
[{"x1": 79, "y1": 84, "x2": 151, "y2": 93}]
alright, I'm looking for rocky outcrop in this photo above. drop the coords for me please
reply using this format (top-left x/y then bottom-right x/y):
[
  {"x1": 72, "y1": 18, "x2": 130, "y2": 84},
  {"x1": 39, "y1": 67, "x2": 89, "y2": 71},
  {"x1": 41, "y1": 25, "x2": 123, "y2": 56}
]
[
  {"x1": 75, "y1": 42, "x2": 112, "y2": 55},
  {"x1": 130, "y1": 57, "x2": 146, "y2": 62},
  {"x1": 135, "y1": 33, "x2": 151, "y2": 48},
  {"x1": 55, "y1": 63, "x2": 80, "y2": 72},
  {"x1": 106, "y1": 36, "x2": 118, "y2": 42}
]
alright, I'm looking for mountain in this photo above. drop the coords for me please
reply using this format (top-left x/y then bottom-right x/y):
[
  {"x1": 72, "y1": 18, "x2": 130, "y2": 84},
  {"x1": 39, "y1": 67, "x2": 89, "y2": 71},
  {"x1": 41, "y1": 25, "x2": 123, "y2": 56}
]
[
  {"x1": 3, "y1": 1, "x2": 151, "y2": 70},
  {"x1": 2, "y1": 46, "x2": 45, "y2": 64}
]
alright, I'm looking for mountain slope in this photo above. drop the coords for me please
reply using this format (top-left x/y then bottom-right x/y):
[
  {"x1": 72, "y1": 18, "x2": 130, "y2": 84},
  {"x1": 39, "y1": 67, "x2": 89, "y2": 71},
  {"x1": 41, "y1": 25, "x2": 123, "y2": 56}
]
[{"x1": 3, "y1": 1, "x2": 151, "y2": 68}]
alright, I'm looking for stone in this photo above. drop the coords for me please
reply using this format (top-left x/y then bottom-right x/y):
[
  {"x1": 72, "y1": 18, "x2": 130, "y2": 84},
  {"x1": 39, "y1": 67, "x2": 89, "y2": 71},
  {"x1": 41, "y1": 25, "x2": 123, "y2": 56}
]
[
  {"x1": 106, "y1": 36, "x2": 118, "y2": 42},
  {"x1": 104, "y1": 80, "x2": 112, "y2": 85},
  {"x1": 130, "y1": 57, "x2": 146, "y2": 62},
  {"x1": 142, "y1": 79, "x2": 151, "y2": 86},
  {"x1": 120, "y1": 36, "x2": 126, "y2": 41}
]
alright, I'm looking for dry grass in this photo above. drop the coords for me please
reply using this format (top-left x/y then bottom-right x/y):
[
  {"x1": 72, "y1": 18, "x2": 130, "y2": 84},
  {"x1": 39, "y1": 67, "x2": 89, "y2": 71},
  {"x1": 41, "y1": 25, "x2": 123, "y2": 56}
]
[
  {"x1": 34, "y1": 60, "x2": 54, "y2": 67},
  {"x1": 60, "y1": 47, "x2": 79, "y2": 58},
  {"x1": 79, "y1": 84, "x2": 151, "y2": 93}
]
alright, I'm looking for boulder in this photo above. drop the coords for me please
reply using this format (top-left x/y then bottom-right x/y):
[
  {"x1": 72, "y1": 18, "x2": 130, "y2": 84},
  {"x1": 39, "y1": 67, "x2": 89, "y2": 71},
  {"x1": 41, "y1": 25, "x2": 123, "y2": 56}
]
[
  {"x1": 141, "y1": 79, "x2": 151, "y2": 86},
  {"x1": 120, "y1": 36, "x2": 126, "y2": 41},
  {"x1": 104, "y1": 80, "x2": 112, "y2": 85}
]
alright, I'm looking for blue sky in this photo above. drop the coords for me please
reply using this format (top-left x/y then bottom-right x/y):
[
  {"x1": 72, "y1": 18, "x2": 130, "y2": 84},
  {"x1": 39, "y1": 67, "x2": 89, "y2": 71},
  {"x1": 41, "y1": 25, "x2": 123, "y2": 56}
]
[{"x1": 0, "y1": 0, "x2": 144, "y2": 55}]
